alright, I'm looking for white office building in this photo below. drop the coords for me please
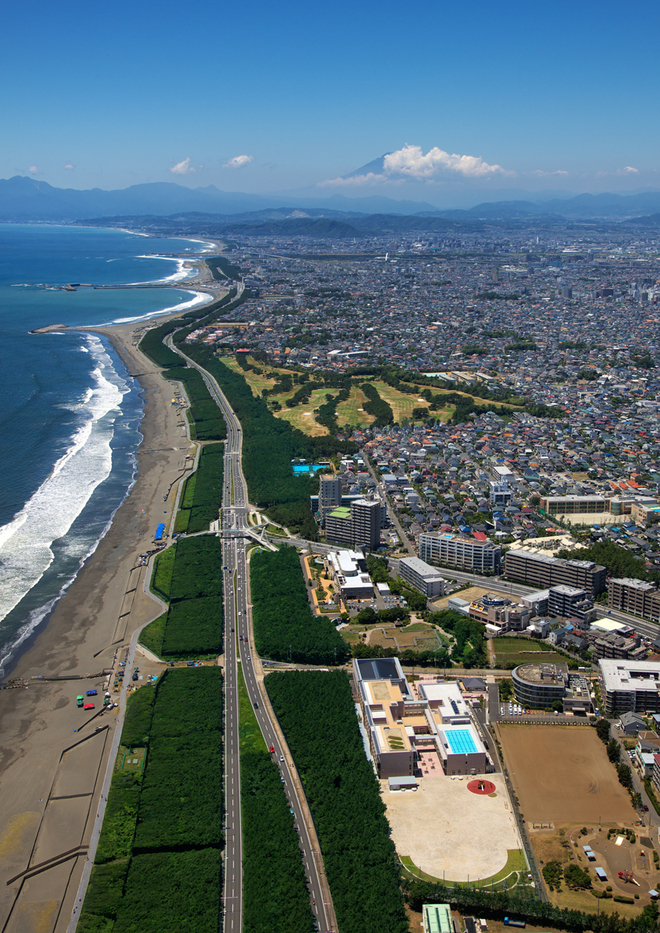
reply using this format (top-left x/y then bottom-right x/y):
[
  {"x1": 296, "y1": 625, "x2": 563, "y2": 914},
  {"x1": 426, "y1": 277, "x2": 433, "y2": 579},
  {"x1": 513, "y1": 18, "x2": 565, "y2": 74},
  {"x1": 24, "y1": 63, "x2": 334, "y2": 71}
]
[{"x1": 398, "y1": 556, "x2": 446, "y2": 599}]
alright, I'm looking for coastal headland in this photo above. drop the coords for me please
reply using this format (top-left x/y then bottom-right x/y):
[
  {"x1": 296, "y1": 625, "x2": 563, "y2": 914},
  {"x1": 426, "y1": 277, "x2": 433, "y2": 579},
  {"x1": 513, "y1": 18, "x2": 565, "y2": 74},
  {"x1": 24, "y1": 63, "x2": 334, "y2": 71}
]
[{"x1": 0, "y1": 255, "x2": 228, "y2": 931}]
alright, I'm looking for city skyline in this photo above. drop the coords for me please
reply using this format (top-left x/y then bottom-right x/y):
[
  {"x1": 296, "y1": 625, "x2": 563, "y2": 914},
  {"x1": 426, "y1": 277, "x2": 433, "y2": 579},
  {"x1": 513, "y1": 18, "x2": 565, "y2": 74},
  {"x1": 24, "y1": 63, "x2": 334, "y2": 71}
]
[{"x1": 3, "y1": 0, "x2": 660, "y2": 205}]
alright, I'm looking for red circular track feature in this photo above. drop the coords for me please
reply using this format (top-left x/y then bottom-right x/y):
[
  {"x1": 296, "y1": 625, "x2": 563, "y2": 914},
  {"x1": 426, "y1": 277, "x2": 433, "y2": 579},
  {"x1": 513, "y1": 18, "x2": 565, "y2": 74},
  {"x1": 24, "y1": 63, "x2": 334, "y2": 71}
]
[{"x1": 467, "y1": 779, "x2": 496, "y2": 795}]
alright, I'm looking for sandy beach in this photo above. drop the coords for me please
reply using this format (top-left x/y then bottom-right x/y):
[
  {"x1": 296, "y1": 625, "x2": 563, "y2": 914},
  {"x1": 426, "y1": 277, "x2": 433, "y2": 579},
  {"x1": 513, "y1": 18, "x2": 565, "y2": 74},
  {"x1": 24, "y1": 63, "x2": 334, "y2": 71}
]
[{"x1": 0, "y1": 266, "x2": 228, "y2": 931}]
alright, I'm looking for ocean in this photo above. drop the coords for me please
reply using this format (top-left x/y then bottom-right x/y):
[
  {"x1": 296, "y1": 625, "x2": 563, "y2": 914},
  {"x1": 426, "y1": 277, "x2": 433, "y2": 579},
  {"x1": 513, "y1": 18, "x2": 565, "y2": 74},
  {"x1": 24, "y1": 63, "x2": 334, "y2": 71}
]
[{"x1": 0, "y1": 224, "x2": 213, "y2": 676}]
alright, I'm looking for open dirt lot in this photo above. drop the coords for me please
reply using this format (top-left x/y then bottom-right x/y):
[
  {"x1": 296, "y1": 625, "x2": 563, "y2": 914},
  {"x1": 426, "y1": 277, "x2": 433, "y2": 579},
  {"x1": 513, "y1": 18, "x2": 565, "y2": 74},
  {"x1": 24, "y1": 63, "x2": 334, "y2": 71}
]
[
  {"x1": 383, "y1": 773, "x2": 522, "y2": 882},
  {"x1": 497, "y1": 725, "x2": 637, "y2": 824}
]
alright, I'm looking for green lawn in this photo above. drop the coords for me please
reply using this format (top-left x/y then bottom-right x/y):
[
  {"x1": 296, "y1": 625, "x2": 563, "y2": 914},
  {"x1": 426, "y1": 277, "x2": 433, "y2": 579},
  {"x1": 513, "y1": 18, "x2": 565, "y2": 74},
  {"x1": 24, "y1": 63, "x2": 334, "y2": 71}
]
[
  {"x1": 138, "y1": 613, "x2": 167, "y2": 659},
  {"x1": 401, "y1": 848, "x2": 528, "y2": 889},
  {"x1": 494, "y1": 637, "x2": 568, "y2": 666},
  {"x1": 238, "y1": 666, "x2": 267, "y2": 754}
]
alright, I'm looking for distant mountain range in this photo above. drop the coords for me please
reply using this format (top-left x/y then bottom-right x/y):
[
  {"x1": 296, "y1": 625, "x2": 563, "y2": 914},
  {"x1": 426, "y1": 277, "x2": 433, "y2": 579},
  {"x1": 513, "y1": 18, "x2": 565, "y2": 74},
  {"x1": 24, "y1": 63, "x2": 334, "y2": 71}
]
[
  {"x1": 0, "y1": 175, "x2": 438, "y2": 222},
  {"x1": 2, "y1": 174, "x2": 660, "y2": 227}
]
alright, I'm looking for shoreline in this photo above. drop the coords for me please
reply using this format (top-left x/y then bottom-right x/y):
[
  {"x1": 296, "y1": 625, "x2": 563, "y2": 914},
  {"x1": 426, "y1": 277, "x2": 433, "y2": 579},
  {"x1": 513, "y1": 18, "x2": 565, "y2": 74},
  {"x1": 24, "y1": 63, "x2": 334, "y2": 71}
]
[
  {"x1": 0, "y1": 249, "x2": 229, "y2": 929},
  {"x1": 3, "y1": 253, "x2": 226, "y2": 681}
]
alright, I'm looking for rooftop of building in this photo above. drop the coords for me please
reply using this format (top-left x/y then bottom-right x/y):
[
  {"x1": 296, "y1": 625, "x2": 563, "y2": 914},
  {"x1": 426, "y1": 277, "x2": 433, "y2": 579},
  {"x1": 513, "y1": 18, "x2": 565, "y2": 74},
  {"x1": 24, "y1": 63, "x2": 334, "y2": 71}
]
[
  {"x1": 600, "y1": 659, "x2": 660, "y2": 691},
  {"x1": 513, "y1": 662, "x2": 569, "y2": 685}
]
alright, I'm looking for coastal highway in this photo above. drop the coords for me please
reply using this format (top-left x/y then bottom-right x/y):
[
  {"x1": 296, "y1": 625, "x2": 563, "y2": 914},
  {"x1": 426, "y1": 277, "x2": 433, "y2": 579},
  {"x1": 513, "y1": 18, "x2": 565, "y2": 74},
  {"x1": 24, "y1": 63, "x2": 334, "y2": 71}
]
[{"x1": 169, "y1": 339, "x2": 336, "y2": 933}]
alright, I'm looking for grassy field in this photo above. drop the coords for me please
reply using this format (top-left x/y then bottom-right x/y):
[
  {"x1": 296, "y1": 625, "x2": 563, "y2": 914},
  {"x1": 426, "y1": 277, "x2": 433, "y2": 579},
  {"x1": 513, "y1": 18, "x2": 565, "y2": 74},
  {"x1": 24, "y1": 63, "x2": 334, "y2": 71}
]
[
  {"x1": 493, "y1": 637, "x2": 569, "y2": 666},
  {"x1": 217, "y1": 356, "x2": 510, "y2": 437},
  {"x1": 238, "y1": 665, "x2": 267, "y2": 754},
  {"x1": 400, "y1": 848, "x2": 529, "y2": 892},
  {"x1": 370, "y1": 381, "x2": 428, "y2": 422},
  {"x1": 220, "y1": 355, "x2": 283, "y2": 395},
  {"x1": 335, "y1": 384, "x2": 375, "y2": 428},
  {"x1": 368, "y1": 625, "x2": 444, "y2": 651},
  {"x1": 272, "y1": 386, "x2": 336, "y2": 436}
]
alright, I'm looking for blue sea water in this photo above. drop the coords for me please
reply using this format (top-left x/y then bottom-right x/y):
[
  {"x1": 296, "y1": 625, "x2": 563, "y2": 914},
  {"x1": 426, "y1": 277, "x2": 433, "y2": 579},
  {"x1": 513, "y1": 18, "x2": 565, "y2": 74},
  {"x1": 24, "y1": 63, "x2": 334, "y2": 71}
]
[{"x1": 0, "y1": 224, "x2": 213, "y2": 675}]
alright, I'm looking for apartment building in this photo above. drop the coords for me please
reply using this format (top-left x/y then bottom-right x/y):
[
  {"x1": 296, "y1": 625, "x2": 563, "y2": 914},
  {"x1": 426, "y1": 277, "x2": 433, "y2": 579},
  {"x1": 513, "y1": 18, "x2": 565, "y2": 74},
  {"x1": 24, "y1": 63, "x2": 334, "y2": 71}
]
[
  {"x1": 547, "y1": 584, "x2": 596, "y2": 623},
  {"x1": 419, "y1": 532, "x2": 501, "y2": 575},
  {"x1": 398, "y1": 556, "x2": 446, "y2": 599},
  {"x1": 325, "y1": 498, "x2": 381, "y2": 550},
  {"x1": 504, "y1": 549, "x2": 606, "y2": 596},
  {"x1": 608, "y1": 577, "x2": 660, "y2": 622}
]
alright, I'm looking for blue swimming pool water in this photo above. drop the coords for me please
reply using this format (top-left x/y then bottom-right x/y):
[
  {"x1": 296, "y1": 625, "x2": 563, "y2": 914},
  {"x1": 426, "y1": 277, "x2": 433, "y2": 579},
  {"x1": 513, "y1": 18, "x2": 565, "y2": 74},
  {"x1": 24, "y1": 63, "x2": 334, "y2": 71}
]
[
  {"x1": 292, "y1": 463, "x2": 326, "y2": 474},
  {"x1": 445, "y1": 729, "x2": 477, "y2": 755}
]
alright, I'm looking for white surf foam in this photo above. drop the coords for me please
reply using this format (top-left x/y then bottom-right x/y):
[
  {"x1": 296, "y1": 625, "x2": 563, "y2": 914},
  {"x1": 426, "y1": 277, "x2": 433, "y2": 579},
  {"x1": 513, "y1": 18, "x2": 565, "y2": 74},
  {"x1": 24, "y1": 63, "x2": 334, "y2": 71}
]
[
  {"x1": 110, "y1": 289, "x2": 212, "y2": 324},
  {"x1": 0, "y1": 335, "x2": 129, "y2": 636}
]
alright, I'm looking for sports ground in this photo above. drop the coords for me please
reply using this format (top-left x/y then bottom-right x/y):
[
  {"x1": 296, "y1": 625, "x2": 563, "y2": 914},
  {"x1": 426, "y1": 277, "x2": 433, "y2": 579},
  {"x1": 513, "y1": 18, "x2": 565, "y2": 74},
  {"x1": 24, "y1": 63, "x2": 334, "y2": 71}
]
[
  {"x1": 383, "y1": 773, "x2": 524, "y2": 883},
  {"x1": 497, "y1": 724, "x2": 636, "y2": 824}
]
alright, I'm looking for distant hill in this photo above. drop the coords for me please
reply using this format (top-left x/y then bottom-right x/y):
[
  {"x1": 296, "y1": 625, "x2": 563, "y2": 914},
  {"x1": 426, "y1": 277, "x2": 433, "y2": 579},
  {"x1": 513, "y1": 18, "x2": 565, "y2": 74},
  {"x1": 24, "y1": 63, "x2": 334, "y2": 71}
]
[
  {"x1": 3, "y1": 174, "x2": 660, "y2": 224},
  {"x1": 76, "y1": 210, "x2": 478, "y2": 238},
  {"x1": 0, "y1": 176, "x2": 439, "y2": 223},
  {"x1": 423, "y1": 192, "x2": 660, "y2": 221},
  {"x1": 623, "y1": 212, "x2": 660, "y2": 226}
]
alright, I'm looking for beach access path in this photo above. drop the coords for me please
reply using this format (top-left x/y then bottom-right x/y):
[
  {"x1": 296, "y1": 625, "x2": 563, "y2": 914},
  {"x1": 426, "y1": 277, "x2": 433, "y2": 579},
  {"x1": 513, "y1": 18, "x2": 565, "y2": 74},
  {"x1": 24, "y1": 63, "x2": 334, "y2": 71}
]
[{"x1": 0, "y1": 308, "x2": 212, "y2": 933}]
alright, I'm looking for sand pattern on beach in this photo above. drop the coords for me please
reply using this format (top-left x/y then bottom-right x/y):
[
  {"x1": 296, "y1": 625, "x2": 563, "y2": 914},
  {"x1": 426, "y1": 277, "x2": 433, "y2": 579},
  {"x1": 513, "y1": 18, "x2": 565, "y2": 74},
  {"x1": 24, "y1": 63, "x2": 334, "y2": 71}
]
[{"x1": 0, "y1": 812, "x2": 39, "y2": 860}]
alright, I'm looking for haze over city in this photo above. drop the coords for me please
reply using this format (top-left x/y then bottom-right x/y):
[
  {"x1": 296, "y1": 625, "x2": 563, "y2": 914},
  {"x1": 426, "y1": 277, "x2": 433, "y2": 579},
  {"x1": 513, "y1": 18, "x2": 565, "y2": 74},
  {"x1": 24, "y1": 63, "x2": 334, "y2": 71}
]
[{"x1": 4, "y1": 0, "x2": 660, "y2": 207}]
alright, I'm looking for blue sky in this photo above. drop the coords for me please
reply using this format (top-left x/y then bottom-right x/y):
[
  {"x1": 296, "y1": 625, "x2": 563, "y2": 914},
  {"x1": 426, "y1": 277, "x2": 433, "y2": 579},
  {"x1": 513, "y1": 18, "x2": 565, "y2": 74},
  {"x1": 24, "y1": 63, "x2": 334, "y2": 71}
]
[{"x1": 2, "y1": 0, "x2": 659, "y2": 205}]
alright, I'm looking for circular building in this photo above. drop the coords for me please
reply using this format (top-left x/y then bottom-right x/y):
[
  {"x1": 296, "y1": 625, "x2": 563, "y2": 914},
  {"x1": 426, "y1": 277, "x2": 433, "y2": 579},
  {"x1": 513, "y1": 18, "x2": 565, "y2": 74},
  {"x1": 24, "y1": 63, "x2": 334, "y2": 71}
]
[
  {"x1": 481, "y1": 592, "x2": 510, "y2": 608},
  {"x1": 512, "y1": 662, "x2": 569, "y2": 709}
]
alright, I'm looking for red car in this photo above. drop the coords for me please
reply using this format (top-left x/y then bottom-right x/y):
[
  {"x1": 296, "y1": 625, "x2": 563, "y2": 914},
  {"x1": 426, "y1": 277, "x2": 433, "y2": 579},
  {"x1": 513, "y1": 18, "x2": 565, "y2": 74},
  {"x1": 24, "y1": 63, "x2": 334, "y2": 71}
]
[{"x1": 269, "y1": 746, "x2": 275, "y2": 754}]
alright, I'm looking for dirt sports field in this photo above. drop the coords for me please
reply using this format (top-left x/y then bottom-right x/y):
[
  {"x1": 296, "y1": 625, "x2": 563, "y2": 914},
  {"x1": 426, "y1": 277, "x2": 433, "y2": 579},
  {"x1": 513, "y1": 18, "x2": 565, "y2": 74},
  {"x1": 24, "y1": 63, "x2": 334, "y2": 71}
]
[{"x1": 497, "y1": 725, "x2": 637, "y2": 824}]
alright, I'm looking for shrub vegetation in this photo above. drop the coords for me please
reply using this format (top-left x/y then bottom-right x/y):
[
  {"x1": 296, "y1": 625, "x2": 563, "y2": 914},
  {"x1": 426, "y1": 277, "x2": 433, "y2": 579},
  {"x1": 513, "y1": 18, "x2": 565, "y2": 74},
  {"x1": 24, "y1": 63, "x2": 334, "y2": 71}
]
[
  {"x1": 266, "y1": 670, "x2": 408, "y2": 933},
  {"x1": 78, "y1": 668, "x2": 223, "y2": 933},
  {"x1": 250, "y1": 547, "x2": 349, "y2": 665}
]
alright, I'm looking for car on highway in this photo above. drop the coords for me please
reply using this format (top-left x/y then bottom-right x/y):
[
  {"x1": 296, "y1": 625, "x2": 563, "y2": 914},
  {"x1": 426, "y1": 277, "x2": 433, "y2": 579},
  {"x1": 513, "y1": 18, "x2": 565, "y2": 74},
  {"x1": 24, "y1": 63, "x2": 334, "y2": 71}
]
[
  {"x1": 280, "y1": 755, "x2": 284, "y2": 762},
  {"x1": 269, "y1": 745, "x2": 275, "y2": 753}
]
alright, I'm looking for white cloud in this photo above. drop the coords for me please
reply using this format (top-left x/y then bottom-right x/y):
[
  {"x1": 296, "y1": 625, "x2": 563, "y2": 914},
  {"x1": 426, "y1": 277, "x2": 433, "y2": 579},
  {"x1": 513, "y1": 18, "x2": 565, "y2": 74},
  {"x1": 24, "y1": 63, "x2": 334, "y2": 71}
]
[
  {"x1": 223, "y1": 154, "x2": 253, "y2": 169},
  {"x1": 171, "y1": 157, "x2": 195, "y2": 175},
  {"x1": 318, "y1": 171, "x2": 391, "y2": 188},
  {"x1": 64, "y1": 163, "x2": 74, "y2": 170},
  {"x1": 319, "y1": 143, "x2": 514, "y2": 187},
  {"x1": 596, "y1": 165, "x2": 640, "y2": 177},
  {"x1": 383, "y1": 144, "x2": 513, "y2": 179},
  {"x1": 29, "y1": 165, "x2": 39, "y2": 175},
  {"x1": 530, "y1": 169, "x2": 569, "y2": 177}
]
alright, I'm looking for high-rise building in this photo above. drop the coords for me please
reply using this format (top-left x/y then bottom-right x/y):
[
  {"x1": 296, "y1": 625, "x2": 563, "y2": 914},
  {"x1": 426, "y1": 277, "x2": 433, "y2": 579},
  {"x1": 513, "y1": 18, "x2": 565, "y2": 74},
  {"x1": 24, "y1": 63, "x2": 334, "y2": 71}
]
[
  {"x1": 547, "y1": 584, "x2": 595, "y2": 622},
  {"x1": 350, "y1": 498, "x2": 381, "y2": 550},
  {"x1": 318, "y1": 475, "x2": 342, "y2": 521},
  {"x1": 325, "y1": 498, "x2": 381, "y2": 550}
]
